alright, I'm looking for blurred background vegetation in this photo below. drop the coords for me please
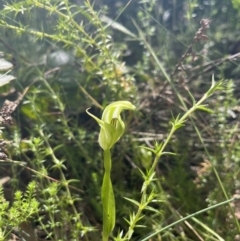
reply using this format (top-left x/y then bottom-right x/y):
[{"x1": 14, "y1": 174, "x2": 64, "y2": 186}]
[{"x1": 0, "y1": 0, "x2": 240, "y2": 240}]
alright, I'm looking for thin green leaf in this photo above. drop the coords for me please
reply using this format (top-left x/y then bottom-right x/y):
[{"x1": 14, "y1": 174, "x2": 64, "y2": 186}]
[
  {"x1": 138, "y1": 145, "x2": 156, "y2": 154},
  {"x1": 124, "y1": 197, "x2": 140, "y2": 207},
  {"x1": 161, "y1": 152, "x2": 177, "y2": 156},
  {"x1": 191, "y1": 217, "x2": 225, "y2": 241},
  {"x1": 187, "y1": 89, "x2": 196, "y2": 105},
  {"x1": 197, "y1": 105, "x2": 214, "y2": 113},
  {"x1": 102, "y1": 172, "x2": 115, "y2": 241},
  {"x1": 145, "y1": 206, "x2": 161, "y2": 214},
  {"x1": 135, "y1": 225, "x2": 147, "y2": 228},
  {"x1": 100, "y1": 15, "x2": 137, "y2": 38}
]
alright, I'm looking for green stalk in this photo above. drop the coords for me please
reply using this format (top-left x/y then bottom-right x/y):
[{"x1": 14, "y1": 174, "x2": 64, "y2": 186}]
[
  {"x1": 140, "y1": 197, "x2": 236, "y2": 241},
  {"x1": 86, "y1": 101, "x2": 135, "y2": 240},
  {"x1": 102, "y1": 149, "x2": 116, "y2": 241}
]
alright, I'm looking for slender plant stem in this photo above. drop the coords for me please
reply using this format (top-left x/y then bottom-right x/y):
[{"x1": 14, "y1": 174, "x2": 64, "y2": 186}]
[
  {"x1": 124, "y1": 90, "x2": 213, "y2": 240},
  {"x1": 102, "y1": 149, "x2": 115, "y2": 241},
  {"x1": 139, "y1": 197, "x2": 236, "y2": 241},
  {"x1": 194, "y1": 125, "x2": 240, "y2": 232}
]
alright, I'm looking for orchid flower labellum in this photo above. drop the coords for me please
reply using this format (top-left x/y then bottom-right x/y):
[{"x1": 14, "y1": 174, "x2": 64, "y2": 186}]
[{"x1": 86, "y1": 101, "x2": 136, "y2": 150}]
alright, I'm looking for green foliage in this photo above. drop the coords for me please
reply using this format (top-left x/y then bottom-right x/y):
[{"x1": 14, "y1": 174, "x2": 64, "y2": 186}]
[
  {"x1": 0, "y1": 0, "x2": 239, "y2": 240},
  {"x1": 232, "y1": 0, "x2": 240, "y2": 10},
  {"x1": 87, "y1": 101, "x2": 135, "y2": 240},
  {"x1": 0, "y1": 182, "x2": 39, "y2": 241}
]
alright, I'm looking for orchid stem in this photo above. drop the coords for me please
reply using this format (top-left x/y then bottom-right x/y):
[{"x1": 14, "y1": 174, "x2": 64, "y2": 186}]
[{"x1": 102, "y1": 149, "x2": 116, "y2": 241}]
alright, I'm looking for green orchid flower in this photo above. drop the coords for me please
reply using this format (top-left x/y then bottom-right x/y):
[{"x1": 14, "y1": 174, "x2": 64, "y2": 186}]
[
  {"x1": 86, "y1": 101, "x2": 136, "y2": 150},
  {"x1": 86, "y1": 100, "x2": 135, "y2": 241}
]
